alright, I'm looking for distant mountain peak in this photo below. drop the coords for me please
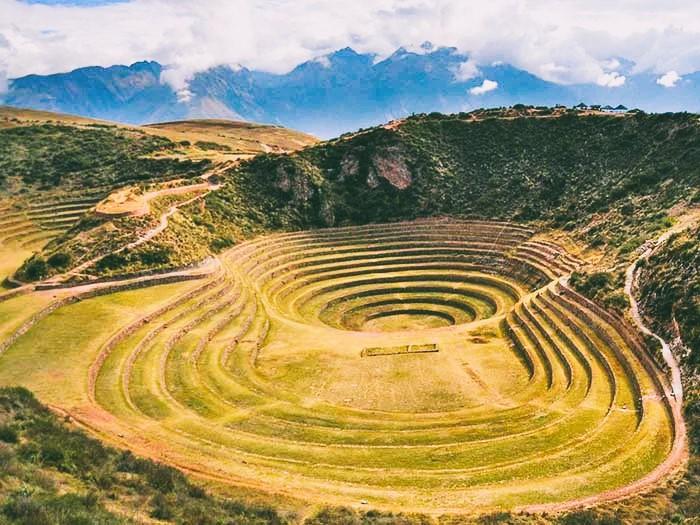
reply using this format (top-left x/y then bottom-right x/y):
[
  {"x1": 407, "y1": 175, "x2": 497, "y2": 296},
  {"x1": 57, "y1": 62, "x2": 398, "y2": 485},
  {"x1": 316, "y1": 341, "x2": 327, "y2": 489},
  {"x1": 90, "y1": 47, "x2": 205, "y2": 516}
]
[
  {"x1": 332, "y1": 47, "x2": 362, "y2": 58},
  {"x1": 3, "y1": 46, "x2": 698, "y2": 138}
]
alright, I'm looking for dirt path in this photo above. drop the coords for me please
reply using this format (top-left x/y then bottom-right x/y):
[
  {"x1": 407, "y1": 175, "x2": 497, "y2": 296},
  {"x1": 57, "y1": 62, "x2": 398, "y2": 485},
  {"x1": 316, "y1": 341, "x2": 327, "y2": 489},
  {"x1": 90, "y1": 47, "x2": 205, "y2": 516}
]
[
  {"x1": 46, "y1": 167, "x2": 225, "y2": 285},
  {"x1": 623, "y1": 209, "x2": 700, "y2": 398},
  {"x1": 625, "y1": 233, "x2": 686, "y2": 403}
]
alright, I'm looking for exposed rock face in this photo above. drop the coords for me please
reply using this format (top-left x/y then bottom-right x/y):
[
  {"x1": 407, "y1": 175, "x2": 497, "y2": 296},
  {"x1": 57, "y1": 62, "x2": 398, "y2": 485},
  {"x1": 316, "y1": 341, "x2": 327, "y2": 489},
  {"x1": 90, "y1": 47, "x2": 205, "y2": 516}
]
[
  {"x1": 275, "y1": 165, "x2": 292, "y2": 192},
  {"x1": 339, "y1": 153, "x2": 360, "y2": 181},
  {"x1": 366, "y1": 167, "x2": 380, "y2": 188},
  {"x1": 319, "y1": 195, "x2": 336, "y2": 226},
  {"x1": 371, "y1": 147, "x2": 412, "y2": 189},
  {"x1": 275, "y1": 160, "x2": 319, "y2": 205}
]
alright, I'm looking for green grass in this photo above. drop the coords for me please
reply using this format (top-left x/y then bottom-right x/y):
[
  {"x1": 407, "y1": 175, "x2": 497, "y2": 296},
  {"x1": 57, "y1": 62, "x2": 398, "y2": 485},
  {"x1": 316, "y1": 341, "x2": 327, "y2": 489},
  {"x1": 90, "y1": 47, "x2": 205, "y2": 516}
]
[
  {"x1": 0, "y1": 281, "x2": 202, "y2": 405},
  {"x1": 0, "y1": 220, "x2": 675, "y2": 515},
  {"x1": 0, "y1": 293, "x2": 55, "y2": 342},
  {"x1": 0, "y1": 387, "x2": 287, "y2": 525}
]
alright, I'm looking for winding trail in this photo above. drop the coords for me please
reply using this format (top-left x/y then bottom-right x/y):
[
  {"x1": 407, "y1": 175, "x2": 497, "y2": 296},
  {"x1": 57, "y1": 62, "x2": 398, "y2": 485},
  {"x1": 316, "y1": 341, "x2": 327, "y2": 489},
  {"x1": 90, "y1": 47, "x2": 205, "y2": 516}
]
[
  {"x1": 47, "y1": 168, "x2": 225, "y2": 285},
  {"x1": 625, "y1": 236, "x2": 684, "y2": 403},
  {"x1": 523, "y1": 216, "x2": 698, "y2": 515}
]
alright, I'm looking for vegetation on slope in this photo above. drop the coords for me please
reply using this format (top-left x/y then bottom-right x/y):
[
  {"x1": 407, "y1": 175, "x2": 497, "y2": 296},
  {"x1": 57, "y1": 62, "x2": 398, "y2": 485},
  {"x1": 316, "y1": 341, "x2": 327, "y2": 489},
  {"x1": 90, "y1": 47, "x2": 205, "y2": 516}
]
[
  {"x1": 639, "y1": 225, "x2": 700, "y2": 372},
  {"x1": 637, "y1": 225, "x2": 700, "y2": 512},
  {"x1": 0, "y1": 123, "x2": 209, "y2": 193},
  {"x1": 199, "y1": 111, "x2": 697, "y2": 246},
  {"x1": 0, "y1": 387, "x2": 286, "y2": 525},
  {"x1": 0, "y1": 108, "x2": 321, "y2": 283},
  {"x1": 13, "y1": 191, "x2": 213, "y2": 282},
  {"x1": 15, "y1": 109, "x2": 700, "y2": 280}
]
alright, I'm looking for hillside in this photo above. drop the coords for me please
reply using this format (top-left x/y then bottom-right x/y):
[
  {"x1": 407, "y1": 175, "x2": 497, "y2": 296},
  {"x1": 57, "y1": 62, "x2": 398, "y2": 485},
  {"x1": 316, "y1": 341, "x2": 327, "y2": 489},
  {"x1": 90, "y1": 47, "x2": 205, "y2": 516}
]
[
  {"x1": 0, "y1": 387, "x2": 287, "y2": 525},
  {"x1": 16, "y1": 107, "x2": 699, "y2": 283},
  {"x1": 159, "y1": 109, "x2": 697, "y2": 261},
  {"x1": 145, "y1": 119, "x2": 317, "y2": 159},
  {"x1": 639, "y1": 225, "x2": 700, "y2": 373},
  {"x1": 0, "y1": 107, "x2": 316, "y2": 284},
  {"x1": 0, "y1": 107, "x2": 210, "y2": 194}
]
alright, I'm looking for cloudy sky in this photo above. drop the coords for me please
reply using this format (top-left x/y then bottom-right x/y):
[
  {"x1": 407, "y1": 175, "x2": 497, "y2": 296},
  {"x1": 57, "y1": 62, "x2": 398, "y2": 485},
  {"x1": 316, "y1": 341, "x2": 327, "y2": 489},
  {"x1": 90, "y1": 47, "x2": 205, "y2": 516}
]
[{"x1": 1, "y1": 0, "x2": 700, "y2": 93}]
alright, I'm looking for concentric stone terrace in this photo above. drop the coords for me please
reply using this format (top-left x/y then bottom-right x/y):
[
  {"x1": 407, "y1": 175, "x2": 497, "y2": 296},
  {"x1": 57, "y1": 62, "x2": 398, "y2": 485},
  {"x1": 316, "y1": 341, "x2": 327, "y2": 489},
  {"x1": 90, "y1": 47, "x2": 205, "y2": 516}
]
[{"x1": 1, "y1": 219, "x2": 677, "y2": 512}]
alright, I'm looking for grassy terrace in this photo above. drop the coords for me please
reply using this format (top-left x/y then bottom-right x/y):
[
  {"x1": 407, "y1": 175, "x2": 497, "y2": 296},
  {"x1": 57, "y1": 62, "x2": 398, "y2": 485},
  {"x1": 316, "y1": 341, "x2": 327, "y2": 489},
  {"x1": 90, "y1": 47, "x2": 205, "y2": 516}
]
[
  {"x1": 0, "y1": 192, "x2": 110, "y2": 286},
  {"x1": 0, "y1": 219, "x2": 676, "y2": 515}
]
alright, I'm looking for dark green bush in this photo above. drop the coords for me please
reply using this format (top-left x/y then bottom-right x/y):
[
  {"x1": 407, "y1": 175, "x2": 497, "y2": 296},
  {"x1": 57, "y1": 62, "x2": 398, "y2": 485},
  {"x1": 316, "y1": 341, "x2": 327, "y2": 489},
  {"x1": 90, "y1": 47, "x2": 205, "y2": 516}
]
[
  {"x1": 0, "y1": 424, "x2": 18, "y2": 443},
  {"x1": 23, "y1": 257, "x2": 48, "y2": 281},
  {"x1": 47, "y1": 252, "x2": 71, "y2": 269}
]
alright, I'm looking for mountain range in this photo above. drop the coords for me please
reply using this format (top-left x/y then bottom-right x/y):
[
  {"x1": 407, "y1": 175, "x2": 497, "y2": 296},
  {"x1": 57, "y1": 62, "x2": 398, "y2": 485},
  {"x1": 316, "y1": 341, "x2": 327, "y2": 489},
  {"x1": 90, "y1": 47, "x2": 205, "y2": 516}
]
[{"x1": 3, "y1": 45, "x2": 699, "y2": 137}]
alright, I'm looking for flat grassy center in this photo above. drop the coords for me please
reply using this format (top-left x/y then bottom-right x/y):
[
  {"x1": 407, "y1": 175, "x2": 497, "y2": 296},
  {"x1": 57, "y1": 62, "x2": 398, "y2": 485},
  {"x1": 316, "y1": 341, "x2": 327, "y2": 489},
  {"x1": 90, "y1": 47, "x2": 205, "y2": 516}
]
[{"x1": 359, "y1": 309, "x2": 455, "y2": 331}]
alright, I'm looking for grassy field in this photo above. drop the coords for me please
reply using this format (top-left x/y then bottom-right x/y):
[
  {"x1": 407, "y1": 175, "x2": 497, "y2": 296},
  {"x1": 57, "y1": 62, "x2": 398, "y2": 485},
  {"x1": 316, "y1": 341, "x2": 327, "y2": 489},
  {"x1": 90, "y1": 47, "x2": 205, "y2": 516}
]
[
  {"x1": 145, "y1": 119, "x2": 318, "y2": 161},
  {"x1": 0, "y1": 107, "x2": 317, "y2": 163},
  {"x1": 0, "y1": 219, "x2": 677, "y2": 516}
]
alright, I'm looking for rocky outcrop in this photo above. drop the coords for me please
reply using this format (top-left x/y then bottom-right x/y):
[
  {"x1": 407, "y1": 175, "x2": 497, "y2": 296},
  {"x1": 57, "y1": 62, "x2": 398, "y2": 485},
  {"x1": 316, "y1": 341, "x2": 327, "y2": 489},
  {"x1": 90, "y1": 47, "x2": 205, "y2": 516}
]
[
  {"x1": 370, "y1": 146, "x2": 412, "y2": 189},
  {"x1": 274, "y1": 158, "x2": 326, "y2": 208},
  {"x1": 339, "y1": 153, "x2": 360, "y2": 181}
]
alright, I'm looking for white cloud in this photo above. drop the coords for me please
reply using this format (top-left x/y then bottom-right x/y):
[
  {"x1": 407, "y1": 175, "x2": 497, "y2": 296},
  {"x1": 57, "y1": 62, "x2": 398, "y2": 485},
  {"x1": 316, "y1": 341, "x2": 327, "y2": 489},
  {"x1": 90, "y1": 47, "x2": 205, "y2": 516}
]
[
  {"x1": 2, "y1": 0, "x2": 700, "y2": 93},
  {"x1": 601, "y1": 58, "x2": 621, "y2": 71},
  {"x1": 656, "y1": 70, "x2": 681, "y2": 87},
  {"x1": 597, "y1": 71, "x2": 626, "y2": 87},
  {"x1": 470, "y1": 78, "x2": 498, "y2": 95},
  {"x1": 314, "y1": 55, "x2": 331, "y2": 68},
  {"x1": 454, "y1": 58, "x2": 480, "y2": 81}
]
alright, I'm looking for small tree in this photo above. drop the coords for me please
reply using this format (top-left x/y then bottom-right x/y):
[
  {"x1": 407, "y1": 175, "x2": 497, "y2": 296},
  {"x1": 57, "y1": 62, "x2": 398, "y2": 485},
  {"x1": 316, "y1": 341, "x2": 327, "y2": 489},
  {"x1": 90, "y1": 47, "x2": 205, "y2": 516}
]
[
  {"x1": 47, "y1": 252, "x2": 71, "y2": 269},
  {"x1": 24, "y1": 257, "x2": 48, "y2": 281}
]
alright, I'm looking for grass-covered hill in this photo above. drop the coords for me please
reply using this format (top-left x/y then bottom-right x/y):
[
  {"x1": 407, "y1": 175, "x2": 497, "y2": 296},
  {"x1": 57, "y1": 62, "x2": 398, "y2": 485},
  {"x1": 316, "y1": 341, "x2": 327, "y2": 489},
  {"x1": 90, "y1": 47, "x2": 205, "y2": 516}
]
[
  {"x1": 0, "y1": 111, "x2": 210, "y2": 194},
  {"x1": 145, "y1": 119, "x2": 318, "y2": 158}
]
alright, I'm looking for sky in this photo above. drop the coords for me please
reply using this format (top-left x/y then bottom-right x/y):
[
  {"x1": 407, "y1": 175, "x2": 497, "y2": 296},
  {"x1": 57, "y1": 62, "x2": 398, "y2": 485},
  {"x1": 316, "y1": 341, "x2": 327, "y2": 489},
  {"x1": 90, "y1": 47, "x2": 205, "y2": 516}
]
[{"x1": 2, "y1": 0, "x2": 700, "y2": 94}]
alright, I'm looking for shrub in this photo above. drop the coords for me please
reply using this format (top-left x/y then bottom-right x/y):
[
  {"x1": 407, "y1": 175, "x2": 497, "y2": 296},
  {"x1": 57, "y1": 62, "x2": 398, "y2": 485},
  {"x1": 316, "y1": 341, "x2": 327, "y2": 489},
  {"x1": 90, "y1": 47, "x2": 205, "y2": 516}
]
[
  {"x1": 195, "y1": 140, "x2": 232, "y2": 152},
  {"x1": 138, "y1": 248, "x2": 171, "y2": 265},
  {"x1": 2, "y1": 491, "x2": 51, "y2": 525},
  {"x1": 558, "y1": 510, "x2": 622, "y2": 525},
  {"x1": 150, "y1": 493, "x2": 173, "y2": 520},
  {"x1": 23, "y1": 257, "x2": 48, "y2": 281},
  {"x1": 145, "y1": 462, "x2": 180, "y2": 493},
  {"x1": 0, "y1": 424, "x2": 18, "y2": 443},
  {"x1": 47, "y1": 252, "x2": 71, "y2": 269},
  {"x1": 96, "y1": 253, "x2": 128, "y2": 271}
]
